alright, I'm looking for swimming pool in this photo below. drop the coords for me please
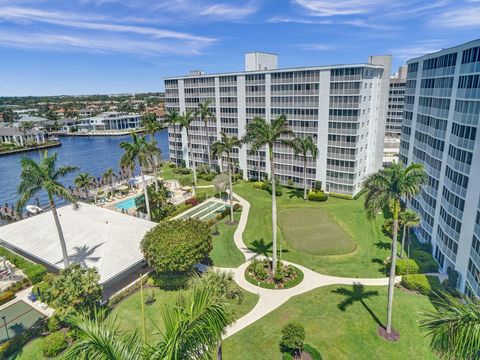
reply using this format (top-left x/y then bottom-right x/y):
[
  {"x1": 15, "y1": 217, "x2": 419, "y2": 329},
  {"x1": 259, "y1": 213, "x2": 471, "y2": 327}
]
[{"x1": 114, "y1": 197, "x2": 139, "y2": 211}]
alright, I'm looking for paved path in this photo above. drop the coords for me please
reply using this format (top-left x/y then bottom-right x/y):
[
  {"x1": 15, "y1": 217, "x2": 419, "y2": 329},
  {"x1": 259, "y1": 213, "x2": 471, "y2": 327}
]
[{"x1": 223, "y1": 192, "x2": 400, "y2": 338}]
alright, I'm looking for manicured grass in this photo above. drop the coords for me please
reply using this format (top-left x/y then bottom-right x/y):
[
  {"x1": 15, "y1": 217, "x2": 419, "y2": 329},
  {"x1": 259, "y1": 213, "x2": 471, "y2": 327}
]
[
  {"x1": 223, "y1": 285, "x2": 437, "y2": 360},
  {"x1": 160, "y1": 165, "x2": 212, "y2": 186},
  {"x1": 110, "y1": 285, "x2": 259, "y2": 345},
  {"x1": 210, "y1": 211, "x2": 245, "y2": 268},
  {"x1": 278, "y1": 207, "x2": 356, "y2": 255},
  {"x1": 9, "y1": 337, "x2": 55, "y2": 360},
  {"x1": 234, "y1": 181, "x2": 396, "y2": 278}
]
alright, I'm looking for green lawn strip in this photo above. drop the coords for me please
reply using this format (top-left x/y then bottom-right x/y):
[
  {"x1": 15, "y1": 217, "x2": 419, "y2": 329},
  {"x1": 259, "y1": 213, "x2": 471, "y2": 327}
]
[
  {"x1": 278, "y1": 207, "x2": 356, "y2": 256},
  {"x1": 223, "y1": 284, "x2": 437, "y2": 360},
  {"x1": 210, "y1": 212, "x2": 245, "y2": 268},
  {"x1": 110, "y1": 284, "x2": 258, "y2": 345},
  {"x1": 9, "y1": 337, "x2": 52, "y2": 360},
  {"x1": 160, "y1": 165, "x2": 212, "y2": 186},
  {"x1": 234, "y1": 181, "x2": 396, "y2": 278}
]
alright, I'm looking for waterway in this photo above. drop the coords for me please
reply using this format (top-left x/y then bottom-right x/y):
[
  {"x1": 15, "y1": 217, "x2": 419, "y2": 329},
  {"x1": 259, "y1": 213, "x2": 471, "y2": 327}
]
[{"x1": 0, "y1": 129, "x2": 169, "y2": 211}]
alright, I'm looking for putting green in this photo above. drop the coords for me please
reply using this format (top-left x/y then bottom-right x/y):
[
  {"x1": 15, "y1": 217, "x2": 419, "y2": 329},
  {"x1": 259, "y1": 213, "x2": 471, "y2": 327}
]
[{"x1": 278, "y1": 207, "x2": 356, "y2": 256}]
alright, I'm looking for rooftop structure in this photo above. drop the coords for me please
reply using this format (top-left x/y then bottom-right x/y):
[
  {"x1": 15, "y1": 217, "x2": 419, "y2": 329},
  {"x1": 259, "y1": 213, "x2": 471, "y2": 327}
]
[
  {"x1": 165, "y1": 53, "x2": 391, "y2": 196},
  {"x1": 0, "y1": 204, "x2": 156, "y2": 287}
]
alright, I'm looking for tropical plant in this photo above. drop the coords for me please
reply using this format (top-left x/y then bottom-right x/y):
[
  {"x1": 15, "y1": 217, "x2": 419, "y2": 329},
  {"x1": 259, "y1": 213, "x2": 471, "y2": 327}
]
[
  {"x1": 197, "y1": 100, "x2": 214, "y2": 171},
  {"x1": 141, "y1": 219, "x2": 212, "y2": 273},
  {"x1": 74, "y1": 172, "x2": 94, "y2": 203},
  {"x1": 363, "y1": 161, "x2": 427, "y2": 335},
  {"x1": 120, "y1": 133, "x2": 159, "y2": 220},
  {"x1": 17, "y1": 151, "x2": 78, "y2": 267},
  {"x1": 211, "y1": 132, "x2": 243, "y2": 222},
  {"x1": 135, "y1": 183, "x2": 174, "y2": 222},
  {"x1": 420, "y1": 291, "x2": 480, "y2": 359},
  {"x1": 400, "y1": 208, "x2": 420, "y2": 258},
  {"x1": 19, "y1": 121, "x2": 34, "y2": 145},
  {"x1": 291, "y1": 136, "x2": 319, "y2": 200},
  {"x1": 177, "y1": 109, "x2": 197, "y2": 192},
  {"x1": 213, "y1": 173, "x2": 228, "y2": 197},
  {"x1": 102, "y1": 168, "x2": 118, "y2": 198},
  {"x1": 166, "y1": 108, "x2": 180, "y2": 167},
  {"x1": 244, "y1": 115, "x2": 293, "y2": 274},
  {"x1": 280, "y1": 322, "x2": 305, "y2": 357},
  {"x1": 142, "y1": 114, "x2": 162, "y2": 191}
]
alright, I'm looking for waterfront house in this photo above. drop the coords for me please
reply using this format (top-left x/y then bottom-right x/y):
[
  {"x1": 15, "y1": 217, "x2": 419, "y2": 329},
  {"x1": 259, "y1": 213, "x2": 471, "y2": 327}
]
[
  {"x1": 78, "y1": 111, "x2": 142, "y2": 132},
  {"x1": 0, "y1": 127, "x2": 46, "y2": 146}
]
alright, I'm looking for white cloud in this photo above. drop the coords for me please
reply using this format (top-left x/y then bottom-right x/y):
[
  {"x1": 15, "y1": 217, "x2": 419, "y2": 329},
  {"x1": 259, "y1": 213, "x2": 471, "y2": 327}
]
[
  {"x1": 200, "y1": 2, "x2": 258, "y2": 20},
  {"x1": 389, "y1": 40, "x2": 447, "y2": 60},
  {"x1": 293, "y1": 0, "x2": 388, "y2": 17},
  {"x1": 431, "y1": 6, "x2": 480, "y2": 27},
  {"x1": 296, "y1": 43, "x2": 330, "y2": 50}
]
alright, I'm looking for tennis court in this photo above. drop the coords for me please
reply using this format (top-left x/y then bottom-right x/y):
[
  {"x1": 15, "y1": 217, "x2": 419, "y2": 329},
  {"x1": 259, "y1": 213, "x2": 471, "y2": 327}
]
[
  {"x1": 0, "y1": 300, "x2": 45, "y2": 343},
  {"x1": 178, "y1": 200, "x2": 228, "y2": 221}
]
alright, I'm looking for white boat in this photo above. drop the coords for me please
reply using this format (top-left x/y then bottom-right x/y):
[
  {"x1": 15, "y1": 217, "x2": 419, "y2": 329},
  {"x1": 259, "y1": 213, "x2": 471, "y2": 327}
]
[{"x1": 26, "y1": 205, "x2": 43, "y2": 214}]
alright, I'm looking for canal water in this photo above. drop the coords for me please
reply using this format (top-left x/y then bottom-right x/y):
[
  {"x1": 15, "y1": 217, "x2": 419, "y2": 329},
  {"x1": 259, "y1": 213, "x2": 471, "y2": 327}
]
[{"x1": 0, "y1": 130, "x2": 169, "y2": 211}]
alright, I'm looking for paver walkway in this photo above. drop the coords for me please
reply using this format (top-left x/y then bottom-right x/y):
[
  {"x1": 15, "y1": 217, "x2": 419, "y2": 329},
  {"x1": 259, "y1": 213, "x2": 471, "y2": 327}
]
[{"x1": 223, "y1": 192, "x2": 401, "y2": 338}]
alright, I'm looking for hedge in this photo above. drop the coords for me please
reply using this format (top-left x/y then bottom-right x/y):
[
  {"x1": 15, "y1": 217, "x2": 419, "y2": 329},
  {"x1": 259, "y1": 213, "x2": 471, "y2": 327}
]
[
  {"x1": 386, "y1": 258, "x2": 419, "y2": 275},
  {"x1": 328, "y1": 192, "x2": 353, "y2": 200},
  {"x1": 412, "y1": 250, "x2": 438, "y2": 273},
  {"x1": 42, "y1": 331, "x2": 68, "y2": 357},
  {"x1": 308, "y1": 191, "x2": 328, "y2": 202},
  {"x1": 401, "y1": 274, "x2": 432, "y2": 295},
  {"x1": 0, "y1": 291, "x2": 15, "y2": 305}
]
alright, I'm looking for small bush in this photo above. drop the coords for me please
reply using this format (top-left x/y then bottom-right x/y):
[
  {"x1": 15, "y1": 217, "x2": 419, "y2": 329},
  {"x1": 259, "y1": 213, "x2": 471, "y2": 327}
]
[
  {"x1": 0, "y1": 291, "x2": 15, "y2": 305},
  {"x1": 198, "y1": 172, "x2": 216, "y2": 181},
  {"x1": 253, "y1": 181, "x2": 265, "y2": 190},
  {"x1": 168, "y1": 163, "x2": 176, "y2": 168},
  {"x1": 303, "y1": 344, "x2": 323, "y2": 360},
  {"x1": 280, "y1": 322, "x2": 305, "y2": 355},
  {"x1": 42, "y1": 331, "x2": 68, "y2": 357},
  {"x1": 282, "y1": 353, "x2": 294, "y2": 360},
  {"x1": 173, "y1": 167, "x2": 191, "y2": 175},
  {"x1": 24, "y1": 264, "x2": 47, "y2": 284},
  {"x1": 251, "y1": 260, "x2": 268, "y2": 280},
  {"x1": 196, "y1": 192, "x2": 208, "y2": 202},
  {"x1": 386, "y1": 258, "x2": 419, "y2": 275},
  {"x1": 185, "y1": 197, "x2": 199, "y2": 206},
  {"x1": 314, "y1": 180, "x2": 322, "y2": 191},
  {"x1": 401, "y1": 274, "x2": 432, "y2": 295},
  {"x1": 47, "y1": 314, "x2": 62, "y2": 333},
  {"x1": 412, "y1": 250, "x2": 438, "y2": 273},
  {"x1": 328, "y1": 192, "x2": 353, "y2": 200},
  {"x1": 265, "y1": 182, "x2": 283, "y2": 196},
  {"x1": 308, "y1": 191, "x2": 328, "y2": 202}
]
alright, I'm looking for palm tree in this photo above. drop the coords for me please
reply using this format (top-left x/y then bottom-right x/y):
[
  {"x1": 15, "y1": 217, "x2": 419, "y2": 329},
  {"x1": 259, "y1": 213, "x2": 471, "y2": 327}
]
[
  {"x1": 120, "y1": 133, "x2": 158, "y2": 221},
  {"x1": 291, "y1": 136, "x2": 319, "y2": 200},
  {"x1": 363, "y1": 161, "x2": 427, "y2": 335},
  {"x1": 17, "y1": 151, "x2": 78, "y2": 268},
  {"x1": 74, "y1": 172, "x2": 94, "y2": 203},
  {"x1": 244, "y1": 115, "x2": 293, "y2": 274},
  {"x1": 102, "y1": 168, "x2": 117, "y2": 199},
  {"x1": 177, "y1": 110, "x2": 197, "y2": 191},
  {"x1": 420, "y1": 291, "x2": 480, "y2": 359},
  {"x1": 19, "y1": 121, "x2": 34, "y2": 146},
  {"x1": 211, "y1": 132, "x2": 243, "y2": 223},
  {"x1": 142, "y1": 115, "x2": 162, "y2": 191},
  {"x1": 166, "y1": 109, "x2": 180, "y2": 167},
  {"x1": 197, "y1": 100, "x2": 214, "y2": 171},
  {"x1": 400, "y1": 208, "x2": 420, "y2": 258}
]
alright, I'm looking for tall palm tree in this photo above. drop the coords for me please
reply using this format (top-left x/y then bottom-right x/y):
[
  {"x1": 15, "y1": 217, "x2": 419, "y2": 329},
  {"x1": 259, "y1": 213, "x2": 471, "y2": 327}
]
[
  {"x1": 166, "y1": 109, "x2": 180, "y2": 167},
  {"x1": 400, "y1": 208, "x2": 420, "y2": 258},
  {"x1": 420, "y1": 291, "x2": 480, "y2": 359},
  {"x1": 291, "y1": 136, "x2": 319, "y2": 200},
  {"x1": 363, "y1": 161, "x2": 427, "y2": 335},
  {"x1": 142, "y1": 115, "x2": 162, "y2": 191},
  {"x1": 211, "y1": 132, "x2": 242, "y2": 223},
  {"x1": 197, "y1": 100, "x2": 214, "y2": 171},
  {"x1": 19, "y1": 121, "x2": 34, "y2": 145},
  {"x1": 120, "y1": 133, "x2": 158, "y2": 221},
  {"x1": 177, "y1": 110, "x2": 197, "y2": 191},
  {"x1": 17, "y1": 151, "x2": 78, "y2": 268},
  {"x1": 74, "y1": 172, "x2": 94, "y2": 203},
  {"x1": 244, "y1": 115, "x2": 293, "y2": 274},
  {"x1": 102, "y1": 168, "x2": 118, "y2": 199}
]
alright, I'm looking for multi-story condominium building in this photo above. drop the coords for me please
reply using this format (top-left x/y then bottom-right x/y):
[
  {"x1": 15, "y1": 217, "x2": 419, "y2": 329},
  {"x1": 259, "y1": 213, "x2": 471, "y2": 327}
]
[
  {"x1": 78, "y1": 112, "x2": 142, "y2": 132},
  {"x1": 399, "y1": 39, "x2": 480, "y2": 297},
  {"x1": 386, "y1": 66, "x2": 407, "y2": 138},
  {"x1": 165, "y1": 52, "x2": 391, "y2": 196}
]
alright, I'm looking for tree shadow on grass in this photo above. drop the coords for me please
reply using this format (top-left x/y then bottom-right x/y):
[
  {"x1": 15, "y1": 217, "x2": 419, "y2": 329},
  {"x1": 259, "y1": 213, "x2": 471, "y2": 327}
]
[
  {"x1": 332, "y1": 284, "x2": 383, "y2": 328},
  {"x1": 286, "y1": 188, "x2": 304, "y2": 199},
  {"x1": 371, "y1": 258, "x2": 388, "y2": 275},
  {"x1": 375, "y1": 241, "x2": 391, "y2": 250},
  {"x1": 251, "y1": 239, "x2": 272, "y2": 257}
]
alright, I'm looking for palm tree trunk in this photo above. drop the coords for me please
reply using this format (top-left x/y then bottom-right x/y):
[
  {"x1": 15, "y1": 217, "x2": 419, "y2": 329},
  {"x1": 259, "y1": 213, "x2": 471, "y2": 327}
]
[
  {"x1": 153, "y1": 156, "x2": 159, "y2": 192},
  {"x1": 111, "y1": 177, "x2": 115, "y2": 198},
  {"x1": 303, "y1": 157, "x2": 307, "y2": 200},
  {"x1": 204, "y1": 119, "x2": 212, "y2": 171},
  {"x1": 140, "y1": 167, "x2": 151, "y2": 221},
  {"x1": 227, "y1": 153, "x2": 234, "y2": 223},
  {"x1": 50, "y1": 197, "x2": 69, "y2": 268},
  {"x1": 85, "y1": 187, "x2": 90, "y2": 203},
  {"x1": 270, "y1": 145, "x2": 277, "y2": 274},
  {"x1": 187, "y1": 131, "x2": 197, "y2": 195},
  {"x1": 401, "y1": 225, "x2": 407, "y2": 258},
  {"x1": 173, "y1": 125, "x2": 178, "y2": 167},
  {"x1": 217, "y1": 339, "x2": 222, "y2": 360},
  {"x1": 386, "y1": 201, "x2": 399, "y2": 334}
]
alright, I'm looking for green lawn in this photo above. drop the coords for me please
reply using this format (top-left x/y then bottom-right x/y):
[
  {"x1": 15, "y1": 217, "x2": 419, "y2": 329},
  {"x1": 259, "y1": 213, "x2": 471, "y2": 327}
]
[
  {"x1": 9, "y1": 337, "x2": 52, "y2": 360},
  {"x1": 110, "y1": 285, "x2": 259, "y2": 345},
  {"x1": 234, "y1": 181, "x2": 396, "y2": 278},
  {"x1": 224, "y1": 284, "x2": 437, "y2": 360},
  {"x1": 210, "y1": 211, "x2": 245, "y2": 268},
  {"x1": 278, "y1": 207, "x2": 356, "y2": 256},
  {"x1": 160, "y1": 164, "x2": 212, "y2": 186}
]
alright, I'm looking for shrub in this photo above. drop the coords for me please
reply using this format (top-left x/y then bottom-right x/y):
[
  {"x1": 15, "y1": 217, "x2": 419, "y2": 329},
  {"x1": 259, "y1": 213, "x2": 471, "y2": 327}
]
[
  {"x1": 24, "y1": 264, "x2": 47, "y2": 284},
  {"x1": 168, "y1": 162, "x2": 176, "y2": 168},
  {"x1": 308, "y1": 191, "x2": 328, "y2": 202},
  {"x1": 445, "y1": 267, "x2": 459, "y2": 291},
  {"x1": 386, "y1": 258, "x2": 419, "y2": 275},
  {"x1": 251, "y1": 260, "x2": 268, "y2": 280},
  {"x1": 303, "y1": 344, "x2": 323, "y2": 360},
  {"x1": 141, "y1": 219, "x2": 212, "y2": 273},
  {"x1": 287, "y1": 179, "x2": 294, "y2": 188},
  {"x1": 314, "y1": 180, "x2": 322, "y2": 191},
  {"x1": 412, "y1": 250, "x2": 438, "y2": 273},
  {"x1": 280, "y1": 322, "x2": 305, "y2": 355},
  {"x1": 253, "y1": 181, "x2": 266, "y2": 190},
  {"x1": 282, "y1": 353, "x2": 294, "y2": 360},
  {"x1": 173, "y1": 167, "x2": 191, "y2": 175},
  {"x1": 42, "y1": 331, "x2": 68, "y2": 357},
  {"x1": 178, "y1": 175, "x2": 193, "y2": 186},
  {"x1": 47, "y1": 314, "x2": 62, "y2": 333},
  {"x1": 401, "y1": 274, "x2": 432, "y2": 295},
  {"x1": 5, "y1": 277, "x2": 31, "y2": 294},
  {"x1": 265, "y1": 182, "x2": 283, "y2": 196},
  {"x1": 109, "y1": 275, "x2": 149, "y2": 306},
  {"x1": 195, "y1": 192, "x2": 208, "y2": 202},
  {"x1": 185, "y1": 197, "x2": 199, "y2": 206},
  {"x1": 328, "y1": 192, "x2": 353, "y2": 200},
  {"x1": 0, "y1": 291, "x2": 15, "y2": 305},
  {"x1": 199, "y1": 172, "x2": 216, "y2": 181}
]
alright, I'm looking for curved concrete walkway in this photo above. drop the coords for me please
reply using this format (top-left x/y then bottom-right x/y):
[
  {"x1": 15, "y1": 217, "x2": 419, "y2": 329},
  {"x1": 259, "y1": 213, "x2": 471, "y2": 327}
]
[{"x1": 223, "y1": 192, "x2": 400, "y2": 338}]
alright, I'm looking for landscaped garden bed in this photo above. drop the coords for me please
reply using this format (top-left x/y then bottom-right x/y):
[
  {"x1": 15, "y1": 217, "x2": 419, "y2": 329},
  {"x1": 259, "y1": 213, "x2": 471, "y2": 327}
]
[{"x1": 245, "y1": 259, "x2": 304, "y2": 289}]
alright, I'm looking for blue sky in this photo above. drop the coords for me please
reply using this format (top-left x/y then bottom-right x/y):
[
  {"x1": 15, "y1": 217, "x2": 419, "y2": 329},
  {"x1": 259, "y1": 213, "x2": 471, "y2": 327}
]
[{"x1": 0, "y1": 0, "x2": 478, "y2": 96}]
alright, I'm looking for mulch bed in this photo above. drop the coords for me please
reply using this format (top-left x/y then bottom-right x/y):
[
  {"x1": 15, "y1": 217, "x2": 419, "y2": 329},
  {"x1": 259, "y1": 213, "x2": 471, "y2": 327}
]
[{"x1": 377, "y1": 326, "x2": 400, "y2": 341}]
